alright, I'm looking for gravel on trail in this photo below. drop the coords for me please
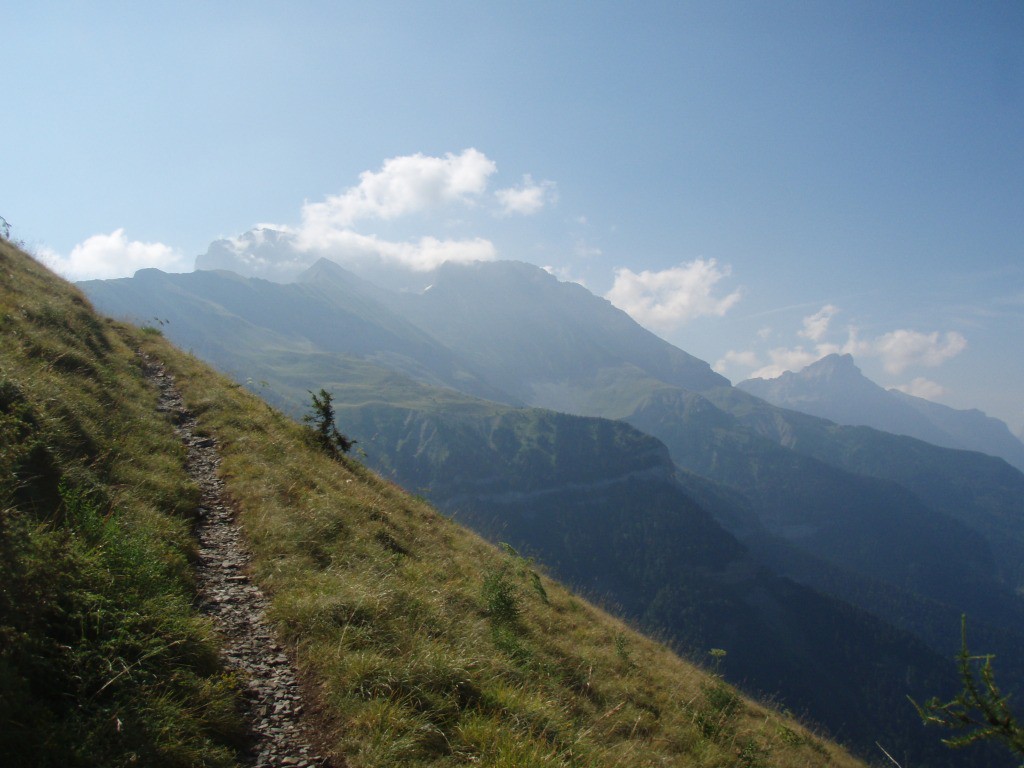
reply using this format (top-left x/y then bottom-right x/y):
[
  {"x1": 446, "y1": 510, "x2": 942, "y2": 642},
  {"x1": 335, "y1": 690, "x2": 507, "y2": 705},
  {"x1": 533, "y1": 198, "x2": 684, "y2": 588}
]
[{"x1": 144, "y1": 355, "x2": 333, "y2": 768}]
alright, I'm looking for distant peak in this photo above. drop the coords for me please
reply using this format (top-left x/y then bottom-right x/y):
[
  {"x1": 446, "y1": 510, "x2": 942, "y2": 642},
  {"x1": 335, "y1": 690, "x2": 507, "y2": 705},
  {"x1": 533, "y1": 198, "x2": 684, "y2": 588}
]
[
  {"x1": 297, "y1": 256, "x2": 357, "y2": 282},
  {"x1": 800, "y1": 353, "x2": 862, "y2": 379},
  {"x1": 810, "y1": 353, "x2": 856, "y2": 369}
]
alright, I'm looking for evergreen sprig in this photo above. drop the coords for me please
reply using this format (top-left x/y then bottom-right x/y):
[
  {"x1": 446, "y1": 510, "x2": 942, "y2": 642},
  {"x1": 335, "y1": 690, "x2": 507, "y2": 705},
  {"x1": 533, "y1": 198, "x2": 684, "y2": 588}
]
[{"x1": 913, "y1": 615, "x2": 1024, "y2": 765}]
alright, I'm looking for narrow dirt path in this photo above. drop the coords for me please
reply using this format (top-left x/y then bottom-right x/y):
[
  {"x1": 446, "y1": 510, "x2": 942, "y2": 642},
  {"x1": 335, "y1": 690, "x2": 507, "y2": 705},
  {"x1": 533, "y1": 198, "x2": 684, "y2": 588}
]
[{"x1": 143, "y1": 355, "x2": 332, "y2": 768}]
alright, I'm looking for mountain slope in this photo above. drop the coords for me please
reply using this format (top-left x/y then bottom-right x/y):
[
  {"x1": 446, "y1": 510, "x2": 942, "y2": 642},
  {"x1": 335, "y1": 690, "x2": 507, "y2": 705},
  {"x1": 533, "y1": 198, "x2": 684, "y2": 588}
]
[
  {"x1": 6, "y1": 242, "x2": 871, "y2": 767},
  {"x1": 80, "y1": 262, "x2": 515, "y2": 405},
  {"x1": 698, "y1": 385, "x2": 1024, "y2": 597},
  {"x1": 371, "y1": 259, "x2": 729, "y2": 413},
  {"x1": 625, "y1": 388, "x2": 1022, "y2": 616},
  {"x1": 737, "y1": 354, "x2": 1024, "y2": 472},
  {"x1": 338, "y1": 397, "x2": 967, "y2": 760}
]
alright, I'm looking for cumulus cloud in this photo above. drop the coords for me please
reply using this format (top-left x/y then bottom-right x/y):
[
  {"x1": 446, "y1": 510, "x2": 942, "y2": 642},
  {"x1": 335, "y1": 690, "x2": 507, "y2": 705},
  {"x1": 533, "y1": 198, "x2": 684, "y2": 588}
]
[
  {"x1": 196, "y1": 227, "x2": 316, "y2": 279},
  {"x1": 891, "y1": 377, "x2": 947, "y2": 400},
  {"x1": 495, "y1": 174, "x2": 557, "y2": 216},
  {"x1": 39, "y1": 229, "x2": 190, "y2": 281},
  {"x1": 714, "y1": 349, "x2": 760, "y2": 374},
  {"x1": 845, "y1": 329, "x2": 967, "y2": 374},
  {"x1": 605, "y1": 258, "x2": 742, "y2": 331},
  {"x1": 799, "y1": 304, "x2": 839, "y2": 341},
  {"x1": 298, "y1": 228, "x2": 496, "y2": 272},
  {"x1": 542, "y1": 264, "x2": 588, "y2": 287},
  {"x1": 283, "y1": 148, "x2": 511, "y2": 272},
  {"x1": 749, "y1": 346, "x2": 831, "y2": 379},
  {"x1": 300, "y1": 149, "x2": 496, "y2": 240},
  {"x1": 719, "y1": 300, "x2": 968, "y2": 383},
  {"x1": 195, "y1": 149, "x2": 556, "y2": 279}
]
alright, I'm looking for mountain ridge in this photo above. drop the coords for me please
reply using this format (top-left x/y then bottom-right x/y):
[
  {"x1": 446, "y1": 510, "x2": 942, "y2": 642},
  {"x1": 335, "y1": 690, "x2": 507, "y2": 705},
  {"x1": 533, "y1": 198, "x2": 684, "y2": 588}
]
[{"x1": 737, "y1": 353, "x2": 1024, "y2": 472}]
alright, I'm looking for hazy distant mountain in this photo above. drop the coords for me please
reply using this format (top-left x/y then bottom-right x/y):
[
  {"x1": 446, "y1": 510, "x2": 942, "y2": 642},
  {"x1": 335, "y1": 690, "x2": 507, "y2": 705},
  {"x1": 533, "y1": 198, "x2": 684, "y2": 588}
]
[
  {"x1": 888, "y1": 387, "x2": 1024, "y2": 472},
  {"x1": 80, "y1": 262, "x2": 515, "y2": 405},
  {"x1": 371, "y1": 259, "x2": 729, "y2": 413},
  {"x1": 81, "y1": 260, "x2": 1024, "y2": 606},
  {"x1": 737, "y1": 354, "x2": 1024, "y2": 472}
]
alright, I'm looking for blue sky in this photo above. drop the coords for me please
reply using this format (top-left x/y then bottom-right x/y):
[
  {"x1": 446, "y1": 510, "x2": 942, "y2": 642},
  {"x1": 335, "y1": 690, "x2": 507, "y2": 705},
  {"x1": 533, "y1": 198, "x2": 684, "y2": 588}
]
[{"x1": 6, "y1": 1, "x2": 1023, "y2": 433}]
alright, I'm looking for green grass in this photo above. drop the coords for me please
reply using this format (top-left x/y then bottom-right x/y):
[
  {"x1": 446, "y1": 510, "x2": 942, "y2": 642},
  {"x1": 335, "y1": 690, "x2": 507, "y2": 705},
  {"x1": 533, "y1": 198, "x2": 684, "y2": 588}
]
[
  {"x1": 0, "y1": 242, "x2": 245, "y2": 767},
  {"x1": 1, "y1": 240, "x2": 866, "y2": 767}
]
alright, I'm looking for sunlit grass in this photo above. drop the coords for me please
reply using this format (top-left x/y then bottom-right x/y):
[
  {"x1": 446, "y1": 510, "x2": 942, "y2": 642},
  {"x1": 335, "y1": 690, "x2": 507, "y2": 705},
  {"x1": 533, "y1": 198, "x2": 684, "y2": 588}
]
[{"x1": 0, "y1": 242, "x2": 245, "y2": 766}]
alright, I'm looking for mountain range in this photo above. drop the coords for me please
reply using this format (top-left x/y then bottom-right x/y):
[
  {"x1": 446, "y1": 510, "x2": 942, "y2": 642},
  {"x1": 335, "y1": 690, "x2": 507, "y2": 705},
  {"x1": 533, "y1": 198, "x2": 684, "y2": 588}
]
[
  {"x1": 737, "y1": 353, "x2": 1024, "y2": 473},
  {"x1": 80, "y1": 232, "x2": 1024, "y2": 766}
]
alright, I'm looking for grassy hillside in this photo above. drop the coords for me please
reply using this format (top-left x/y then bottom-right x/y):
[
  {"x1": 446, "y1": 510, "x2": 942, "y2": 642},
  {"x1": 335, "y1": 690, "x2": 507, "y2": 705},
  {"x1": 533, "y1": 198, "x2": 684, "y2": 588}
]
[
  {"x1": 0, "y1": 243, "x2": 244, "y2": 766},
  {"x1": 1, "y1": 245, "x2": 871, "y2": 765}
]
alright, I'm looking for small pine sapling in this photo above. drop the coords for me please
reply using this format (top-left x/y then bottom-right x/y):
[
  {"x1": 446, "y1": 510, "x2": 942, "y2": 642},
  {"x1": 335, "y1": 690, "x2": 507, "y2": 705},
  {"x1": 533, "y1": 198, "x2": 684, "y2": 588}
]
[
  {"x1": 304, "y1": 388, "x2": 356, "y2": 458},
  {"x1": 912, "y1": 616, "x2": 1024, "y2": 765}
]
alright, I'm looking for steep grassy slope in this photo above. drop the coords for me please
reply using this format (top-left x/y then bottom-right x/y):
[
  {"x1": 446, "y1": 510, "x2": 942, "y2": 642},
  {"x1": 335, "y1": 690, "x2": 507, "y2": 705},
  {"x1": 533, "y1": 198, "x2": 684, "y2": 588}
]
[
  {"x1": 0, "y1": 243, "x2": 245, "y2": 766},
  {"x1": 334, "y1": 400, "x2": 971, "y2": 765},
  {"x1": 4, "y1": 244, "x2": 868, "y2": 766}
]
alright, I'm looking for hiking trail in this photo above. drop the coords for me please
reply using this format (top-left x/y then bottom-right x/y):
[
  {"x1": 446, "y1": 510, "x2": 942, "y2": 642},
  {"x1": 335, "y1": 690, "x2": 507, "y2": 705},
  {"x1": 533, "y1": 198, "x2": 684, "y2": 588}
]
[{"x1": 143, "y1": 354, "x2": 332, "y2": 768}]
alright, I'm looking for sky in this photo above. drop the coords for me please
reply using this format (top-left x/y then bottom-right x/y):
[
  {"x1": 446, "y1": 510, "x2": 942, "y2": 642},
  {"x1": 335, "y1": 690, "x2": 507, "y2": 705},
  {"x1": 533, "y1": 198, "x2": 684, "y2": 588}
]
[{"x1": 5, "y1": 1, "x2": 1023, "y2": 434}]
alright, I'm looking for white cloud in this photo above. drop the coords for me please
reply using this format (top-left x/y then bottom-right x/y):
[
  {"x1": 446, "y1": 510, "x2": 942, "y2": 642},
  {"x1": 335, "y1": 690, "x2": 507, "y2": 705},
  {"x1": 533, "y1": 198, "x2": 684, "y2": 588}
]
[
  {"x1": 39, "y1": 229, "x2": 190, "y2": 281},
  {"x1": 891, "y1": 377, "x2": 947, "y2": 400},
  {"x1": 605, "y1": 258, "x2": 742, "y2": 331},
  {"x1": 300, "y1": 228, "x2": 496, "y2": 272},
  {"x1": 286, "y1": 148, "x2": 516, "y2": 273},
  {"x1": 723, "y1": 308, "x2": 969, "y2": 384},
  {"x1": 749, "y1": 346, "x2": 824, "y2": 379},
  {"x1": 200, "y1": 149, "x2": 560, "y2": 277},
  {"x1": 714, "y1": 349, "x2": 760, "y2": 374},
  {"x1": 495, "y1": 174, "x2": 556, "y2": 216},
  {"x1": 844, "y1": 329, "x2": 967, "y2": 374},
  {"x1": 542, "y1": 264, "x2": 588, "y2": 287},
  {"x1": 799, "y1": 304, "x2": 839, "y2": 341},
  {"x1": 298, "y1": 148, "x2": 497, "y2": 249}
]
